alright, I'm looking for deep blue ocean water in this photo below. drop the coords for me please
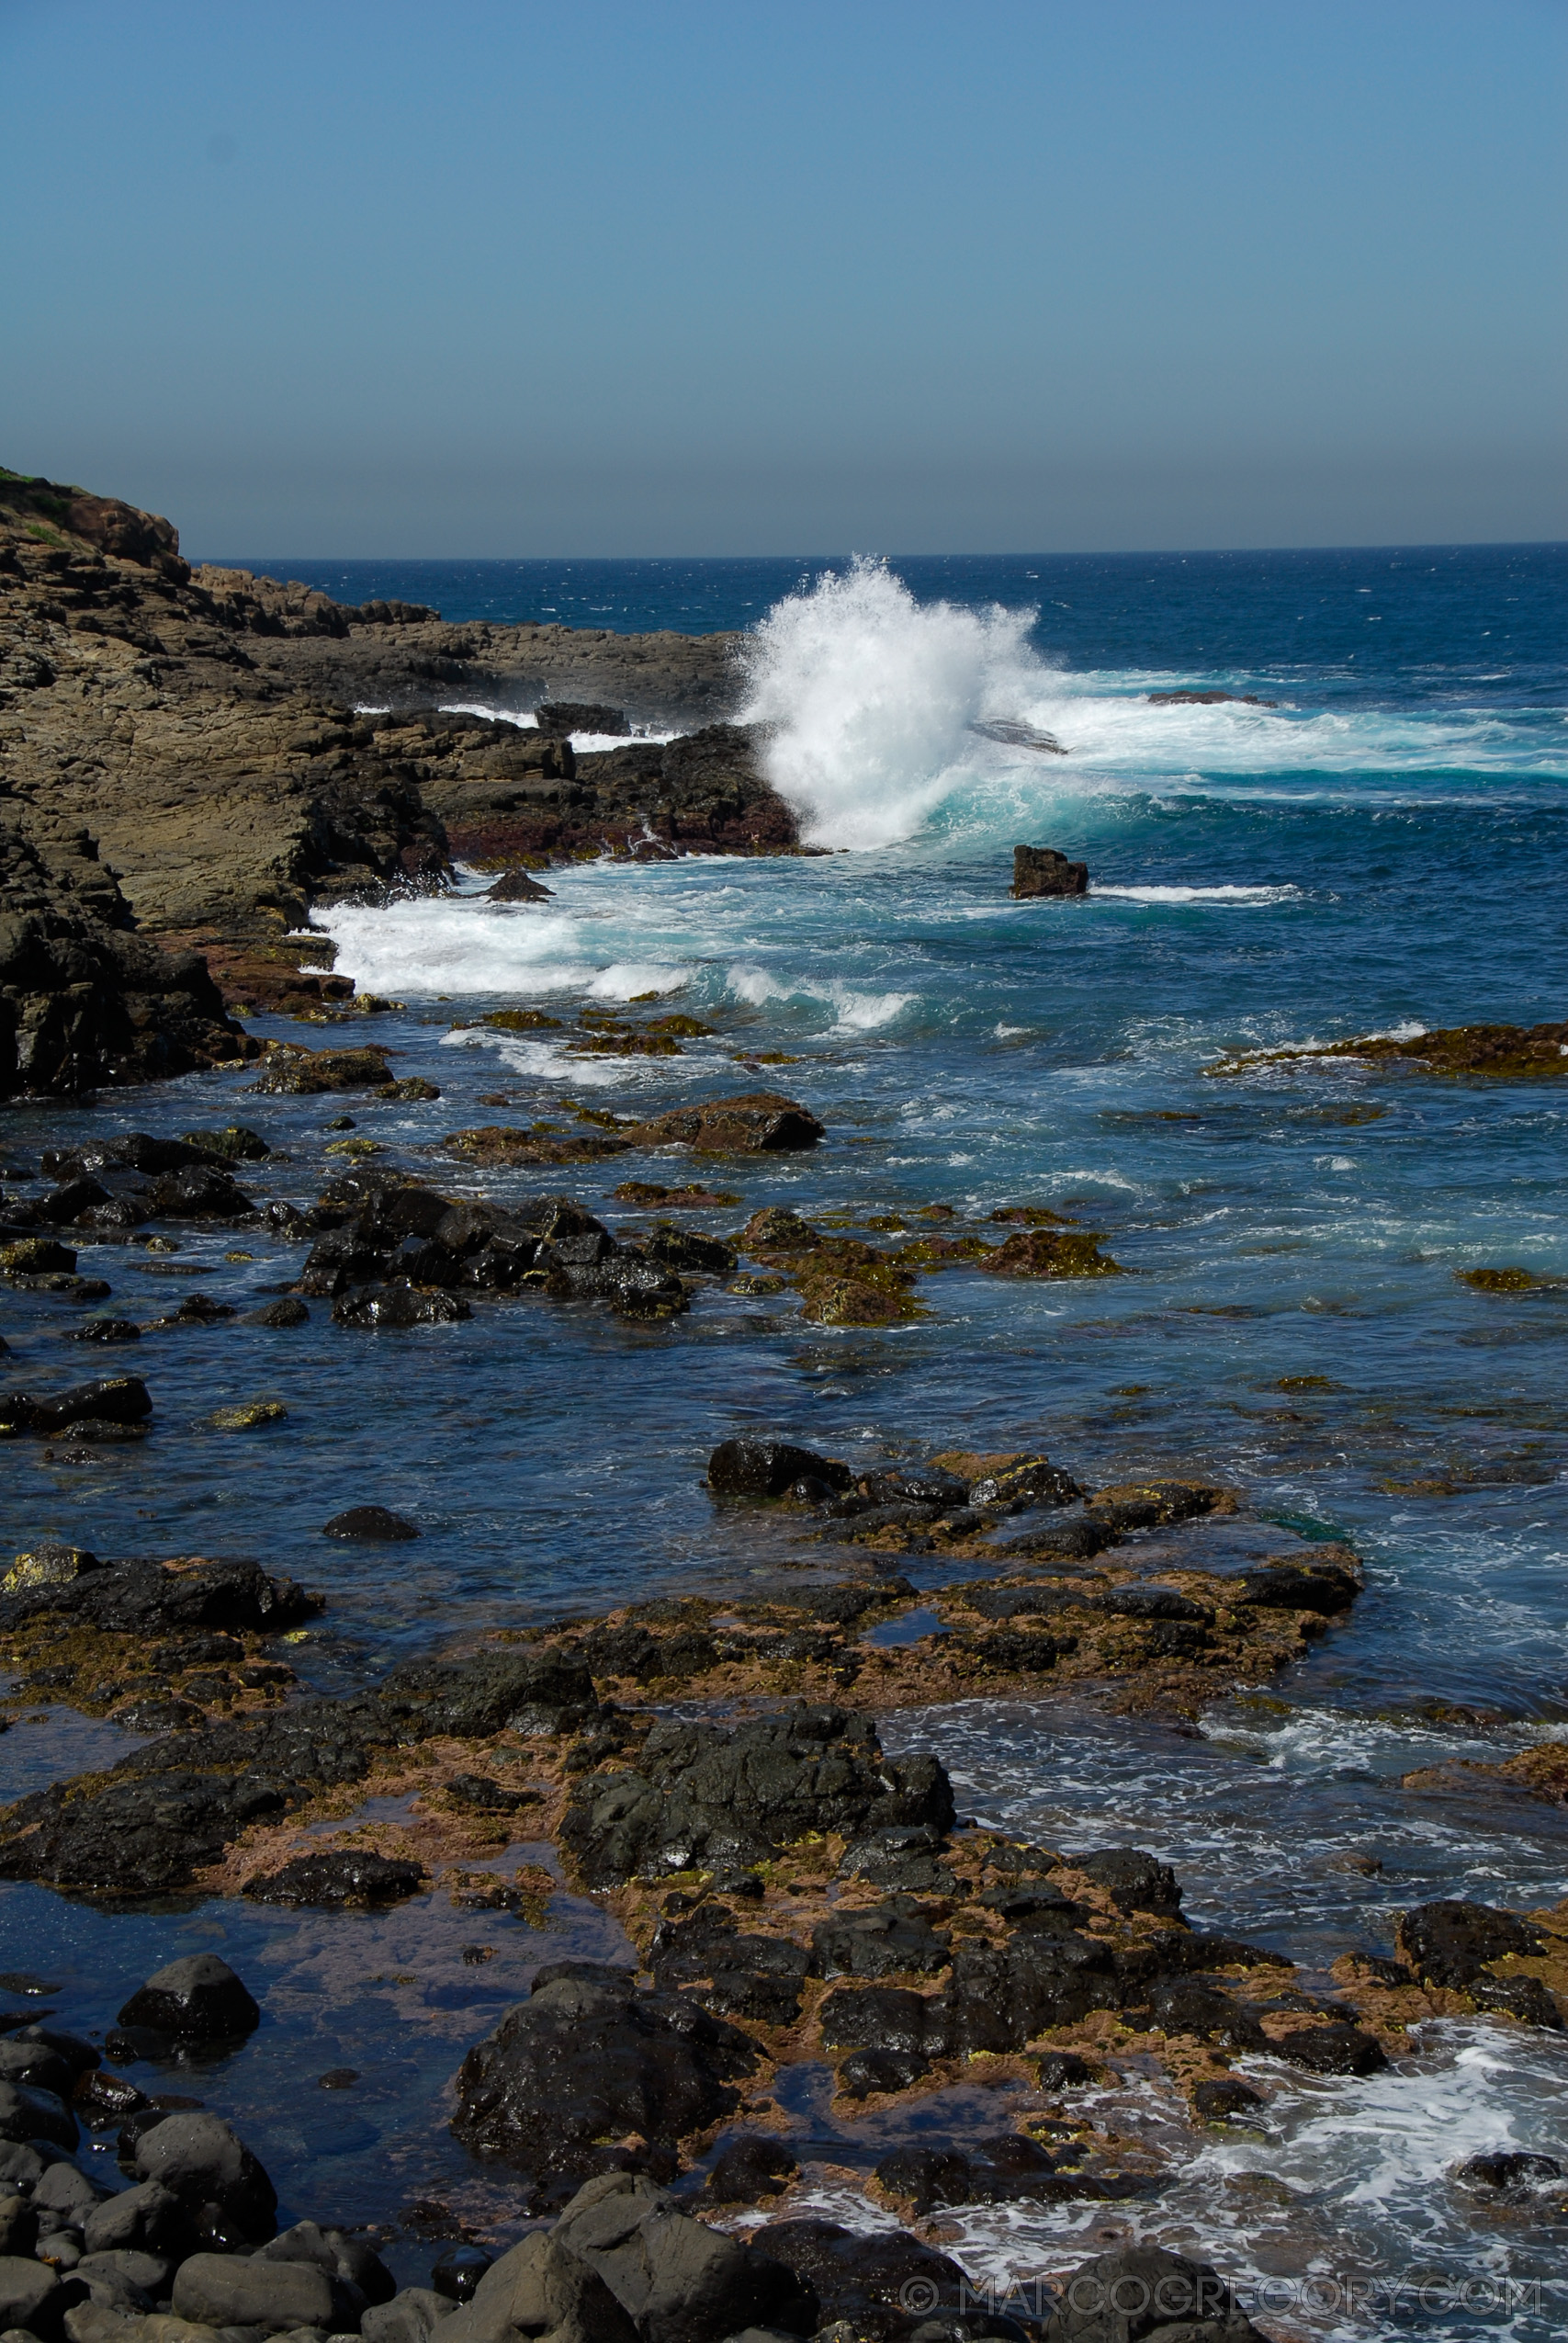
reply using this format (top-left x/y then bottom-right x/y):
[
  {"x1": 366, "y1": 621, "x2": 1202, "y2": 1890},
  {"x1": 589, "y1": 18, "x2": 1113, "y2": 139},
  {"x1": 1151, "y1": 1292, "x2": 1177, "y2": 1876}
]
[{"x1": 5, "y1": 545, "x2": 1567, "y2": 2329}]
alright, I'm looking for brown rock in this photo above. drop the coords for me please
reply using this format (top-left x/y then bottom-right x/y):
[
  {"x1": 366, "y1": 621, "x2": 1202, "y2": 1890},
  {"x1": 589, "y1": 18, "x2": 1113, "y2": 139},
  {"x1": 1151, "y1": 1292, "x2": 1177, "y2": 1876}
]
[
  {"x1": 631, "y1": 1092, "x2": 824, "y2": 1154},
  {"x1": 1010, "y1": 844, "x2": 1089, "y2": 898}
]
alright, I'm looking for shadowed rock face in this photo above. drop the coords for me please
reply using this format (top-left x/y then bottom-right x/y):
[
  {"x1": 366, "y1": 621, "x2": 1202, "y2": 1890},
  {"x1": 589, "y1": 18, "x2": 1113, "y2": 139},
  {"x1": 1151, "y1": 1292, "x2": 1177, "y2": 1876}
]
[{"x1": 0, "y1": 822, "x2": 254, "y2": 1098}]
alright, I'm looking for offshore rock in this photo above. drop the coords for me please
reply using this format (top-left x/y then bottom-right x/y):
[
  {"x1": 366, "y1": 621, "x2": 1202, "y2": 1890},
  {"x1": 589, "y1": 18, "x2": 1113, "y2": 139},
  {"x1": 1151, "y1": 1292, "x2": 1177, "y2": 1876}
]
[
  {"x1": 244, "y1": 1849, "x2": 428, "y2": 1907},
  {"x1": 450, "y1": 1969, "x2": 758, "y2": 2203},
  {"x1": 1212, "y1": 1016, "x2": 1568, "y2": 1082},
  {"x1": 707, "y1": 1439, "x2": 851, "y2": 1499},
  {"x1": 631, "y1": 1092, "x2": 824, "y2": 1153},
  {"x1": 1010, "y1": 843, "x2": 1089, "y2": 899}
]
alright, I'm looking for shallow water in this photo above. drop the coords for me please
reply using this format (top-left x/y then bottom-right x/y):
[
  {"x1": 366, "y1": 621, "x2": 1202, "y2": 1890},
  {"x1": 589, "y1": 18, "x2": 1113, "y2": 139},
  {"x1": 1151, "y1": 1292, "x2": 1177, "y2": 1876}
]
[{"x1": 4, "y1": 545, "x2": 1566, "y2": 2330}]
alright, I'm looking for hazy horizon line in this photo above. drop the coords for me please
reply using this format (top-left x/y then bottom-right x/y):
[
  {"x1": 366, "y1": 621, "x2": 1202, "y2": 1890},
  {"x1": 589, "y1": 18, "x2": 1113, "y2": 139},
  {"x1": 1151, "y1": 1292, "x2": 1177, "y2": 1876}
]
[{"x1": 198, "y1": 538, "x2": 1567, "y2": 569}]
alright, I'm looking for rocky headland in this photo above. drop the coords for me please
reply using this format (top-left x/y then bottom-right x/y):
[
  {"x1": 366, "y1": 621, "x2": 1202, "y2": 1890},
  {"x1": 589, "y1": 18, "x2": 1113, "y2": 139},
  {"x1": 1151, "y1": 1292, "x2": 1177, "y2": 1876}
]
[{"x1": 1, "y1": 467, "x2": 790, "y2": 1092}]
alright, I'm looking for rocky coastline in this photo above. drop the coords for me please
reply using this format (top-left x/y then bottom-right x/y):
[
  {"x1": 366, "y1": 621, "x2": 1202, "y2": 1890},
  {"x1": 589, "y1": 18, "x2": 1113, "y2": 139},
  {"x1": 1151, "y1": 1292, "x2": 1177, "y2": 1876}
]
[{"x1": 6, "y1": 465, "x2": 1568, "y2": 2340}]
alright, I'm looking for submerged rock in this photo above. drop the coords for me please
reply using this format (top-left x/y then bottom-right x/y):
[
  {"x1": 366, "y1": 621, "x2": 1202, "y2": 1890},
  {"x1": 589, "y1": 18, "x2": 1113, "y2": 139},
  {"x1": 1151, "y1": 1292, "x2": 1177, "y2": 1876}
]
[
  {"x1": 244, "y1": 1850, "x2": 429, "y2": 1907},
  {"x1": 323, "y1": 1504, "x2": 422, "y2": 1541}
]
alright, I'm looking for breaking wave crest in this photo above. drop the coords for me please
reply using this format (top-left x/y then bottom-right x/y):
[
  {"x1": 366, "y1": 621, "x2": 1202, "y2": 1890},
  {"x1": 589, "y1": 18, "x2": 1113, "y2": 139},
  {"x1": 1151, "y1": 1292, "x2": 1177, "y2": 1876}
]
[{"x1": 738, "y1": 559, "x2": 1565, "y2": 852}]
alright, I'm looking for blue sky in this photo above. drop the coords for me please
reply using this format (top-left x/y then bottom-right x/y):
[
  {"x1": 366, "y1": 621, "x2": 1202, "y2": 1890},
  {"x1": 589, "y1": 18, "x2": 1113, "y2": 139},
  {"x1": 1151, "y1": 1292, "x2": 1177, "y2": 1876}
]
[{"x1": 2, "y1": 0, "x2": 1563, "y2": 555}]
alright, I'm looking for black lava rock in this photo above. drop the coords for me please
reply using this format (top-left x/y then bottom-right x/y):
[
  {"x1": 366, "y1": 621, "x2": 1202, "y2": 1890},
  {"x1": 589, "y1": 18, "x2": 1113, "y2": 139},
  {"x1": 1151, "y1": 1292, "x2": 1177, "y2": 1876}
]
[
  {"x1": 147, "y1": 1167, "x2": 256, "y2": 1219},
  {"x1": 0, "y1": 1645, "x2": 593, "y2": 1896},
  {"x1": 1456, "y1": 2151, "x2": 1563, "y2": 2190},
  {"x1": 117, "y1": 1954, "x2": 260, "y2": 2042},
  {"x1": 323, "y1": 1504, "x2": 421, "y2": 1541},
  {"x1": 1275, "y1": 2021, "x2": 1389, "y2": 2075},
  {"x1": 707, "y1": 1438, "x2": 851, "y2": 1499},
  {"x1": 243, "y1": 1296, "x2": 310, "y2": 1327},
  {"x1": 698, "y1": 2134, "x2": 801, "y2": 2205},
  {"x1": 244, "y1": 1850, "x2": 427, "y2": 1907},
  {"x1": 451, "y1": 1969, "x2": 758, "y2": 2202},
  {"x1": 561, "y1": 1704, "x2": 953, "y2": 1887},
  {"x1": 1041, "y1": 2245, "x2": 1271, "y2": 2342},
  {"x1": 756, "y1": 2218, "x2": 964, "y2": 2334},
  {"x1": 1072, "y1": 1847, "x2": 1184, "y2": 1917},
  {"x1": 1396, "y1": 1898, "x2": 1545, "y2": 1987}
]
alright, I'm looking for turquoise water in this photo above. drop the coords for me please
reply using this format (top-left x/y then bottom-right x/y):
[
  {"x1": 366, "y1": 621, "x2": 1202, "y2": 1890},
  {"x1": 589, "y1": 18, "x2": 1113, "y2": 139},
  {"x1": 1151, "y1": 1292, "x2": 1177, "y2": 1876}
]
[{"x1": 4, "y1": 545, "x2": 1567, "y2": 2331}]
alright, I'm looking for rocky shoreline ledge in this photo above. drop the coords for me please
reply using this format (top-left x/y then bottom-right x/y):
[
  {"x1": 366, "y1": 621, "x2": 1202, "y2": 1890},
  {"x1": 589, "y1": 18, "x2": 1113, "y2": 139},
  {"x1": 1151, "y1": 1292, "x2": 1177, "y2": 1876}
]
[{"x1": 0, "y1": 1483, "x2": 1563, "y2": 2338}]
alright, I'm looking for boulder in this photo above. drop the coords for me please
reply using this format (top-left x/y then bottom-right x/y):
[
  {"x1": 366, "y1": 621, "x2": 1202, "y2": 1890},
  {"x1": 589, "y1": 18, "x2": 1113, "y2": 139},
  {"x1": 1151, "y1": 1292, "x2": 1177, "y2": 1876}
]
[
  {"x1": 754, "y1": 2220, "x2": 964, "y2": 2333},
  {"x1": 250, "y1": 1043, "x2": 393, "y2": 1094},
  {"x1": 170, "y1": 2249, "x2": 334, "y2": 2332},
  {"x1": 535, "y1": 702, "x2": 631, "y2": 736},
  {"x1": 17, "y1": 1378, "x2": 152, "y2": 1436},
  {"x1": 0, "y1": 2192, "x2": 35, "y2": 2259},
  {"x1": 1394, "y1": 1899, "x2": 1546, "y2": 1992},
  {"x1": 697, "y1": 2135, "x2": 800, "y2": 2206},
  {"x1": 0, "y1": 1545, "x2": 100, "y2": 1594},
  {"x1": 333, "y1": 1281, "x2": 472, "y2": 1329},
  {"x1": 131, "y1": 2111, "x2": 276, "y2": 2247},
  {"x1": 363, "y1": 2287, "x2": 458, "y2": 2343},
  {"x1": 145, "y1": 1167, "x2": 254, "y2": 1220},
  {"x1": 81, "y1": 2182, "x2": 195, "y2": 2260},
  {"x1": 484, "y1": 869, "x2": 555, "y2": 901},
  {"x1": 243, "y1": 1296, "x2": 310, "y2": 1327},
  {"x1": 450, "y1": 1967, "x2": 756, "y2": 2197},
  {"x1": 255, "y1": 2216, "x2": 396, "y2": 2304},
  {"x1": 0, "y1": 2257, "x2": 62, "y2": 2337},
  {"x1": 0, "y1": 2079, "x2": 77, "y2": 2150},
  {"x1": 1010, "y1": 844, "x2": 1088, "y2": 899},
  {"x1": 435, "y1": 2227, "x2": 637, "y2": 2343},
  {"x1": 706, "y1": 1440, "x2": 849, "y2": 1499},
  {"x1": 1071, "y1": 1850, "x2": 1183, "y2": 1917},
  {"x1": 1456, "y1": 2151, "x2": 1563, "y2": 2190},
  {"x1": 1040, "y1": 2243, "x2": 1270, "y2": 2341},
  {"x1": 1275, "y1": 2021, "x2": 1388, "y2": 2075},
  {"x1": 631, "y1": 1093, "x2": 823, "y2": 1154},
  {"x1": 551, "y1": 2172, "x2": 818, "y2": 2343},
  {"x1": 117, "y1": 1955, "x2": 260, "y2": 2042}
]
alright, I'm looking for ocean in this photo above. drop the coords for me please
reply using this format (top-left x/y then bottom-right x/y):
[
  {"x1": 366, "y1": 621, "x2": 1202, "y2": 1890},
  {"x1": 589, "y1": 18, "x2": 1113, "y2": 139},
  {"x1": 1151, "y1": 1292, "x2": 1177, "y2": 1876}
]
[{"x1": 6, "y1": 543, "x2": 1566, "y2": 2331}]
